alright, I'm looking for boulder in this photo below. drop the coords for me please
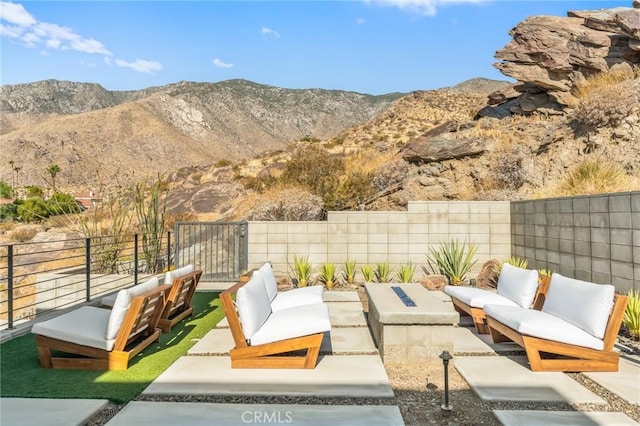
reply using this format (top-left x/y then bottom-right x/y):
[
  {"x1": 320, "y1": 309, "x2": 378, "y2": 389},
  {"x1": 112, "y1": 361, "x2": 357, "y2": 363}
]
[
  {"x1": 475, "y1": 259, "x2": 501, "y2": 289},
  {"x1": 420, "y1": 275, "x2": 448, "y2": 291},
  {"x1": 400, "y1": 136, "x2": 485, "y2": 164}
]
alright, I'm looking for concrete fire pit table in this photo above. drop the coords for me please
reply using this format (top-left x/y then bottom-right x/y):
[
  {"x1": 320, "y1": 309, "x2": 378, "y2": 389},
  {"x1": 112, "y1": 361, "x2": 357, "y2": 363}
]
[{"x1": 365, "y1": 283, "x2": 459, "y2": 364}]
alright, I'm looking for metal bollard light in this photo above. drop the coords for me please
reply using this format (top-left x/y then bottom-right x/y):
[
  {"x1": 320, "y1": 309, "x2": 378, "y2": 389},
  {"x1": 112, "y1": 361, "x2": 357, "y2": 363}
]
[{"x1": 439, "y1": 350, "x2": 453, "y2": 411}]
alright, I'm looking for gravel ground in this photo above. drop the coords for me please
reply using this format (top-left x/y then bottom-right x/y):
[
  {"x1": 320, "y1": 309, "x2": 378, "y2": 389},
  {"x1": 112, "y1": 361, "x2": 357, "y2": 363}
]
[{"x1": 85, "y1": 286, "x2": 640, "y2": 425}]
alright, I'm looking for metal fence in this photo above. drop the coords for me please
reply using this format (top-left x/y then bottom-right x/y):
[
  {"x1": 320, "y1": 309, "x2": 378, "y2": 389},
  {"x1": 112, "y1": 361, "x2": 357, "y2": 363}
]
[
  {"x1": 0, "y1": 233, "x2": 172, "y2": 330},
  {"x1": 174, "y1": 221, "x2": 248, "y2": 281}
]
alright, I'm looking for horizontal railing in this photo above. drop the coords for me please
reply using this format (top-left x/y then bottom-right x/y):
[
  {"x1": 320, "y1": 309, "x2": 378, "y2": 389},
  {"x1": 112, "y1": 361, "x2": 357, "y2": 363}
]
[{"x1": 0, "y1": 232, "x2": 173, "y2": 330}]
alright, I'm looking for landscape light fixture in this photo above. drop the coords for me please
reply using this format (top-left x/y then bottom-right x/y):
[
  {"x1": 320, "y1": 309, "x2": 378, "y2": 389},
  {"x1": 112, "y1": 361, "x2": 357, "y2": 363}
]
[{"x1": 439, "y1": 350, "x2": 453, "y2": 411}]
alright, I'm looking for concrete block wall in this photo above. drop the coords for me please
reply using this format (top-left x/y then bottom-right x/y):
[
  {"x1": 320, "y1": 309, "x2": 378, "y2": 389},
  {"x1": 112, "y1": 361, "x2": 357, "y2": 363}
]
[
  {"x1": 247, "y1": 201, "x2": 511, "y2": 280},
  {"x1": 511, "y1": 191, "x2": 640, "y2": 293}
]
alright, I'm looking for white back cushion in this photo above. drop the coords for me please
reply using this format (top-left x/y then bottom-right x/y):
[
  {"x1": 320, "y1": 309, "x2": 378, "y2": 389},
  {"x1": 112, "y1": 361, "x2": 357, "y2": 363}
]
[
  {"x1": 105, "y1": 277, "x2": 159, "y2": 340},
  {"x1": 259, "y1": 263, "x2": 278, "y2": 302},
  {"x1": 236, "y1": 273, "x2": 272, "y2": 340},
  {"x1": 543, "y1": 273, "x2": 615, "y2": 339},
  {"x1": 164, "y1": 264, "x2": 194, "y2": 285},
  {"x1": 496, "y1": 263, "x2": 539, "y2": 308}
]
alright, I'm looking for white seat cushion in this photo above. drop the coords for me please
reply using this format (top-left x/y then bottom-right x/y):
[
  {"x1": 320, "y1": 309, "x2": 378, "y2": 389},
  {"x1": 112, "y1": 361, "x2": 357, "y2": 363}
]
[
  {"x1": 164, "y1": 264, "x2": 194, "y2": 285},
  {"x1": 496, "y1": 263, "x2": 539, "y2": 308},
  {"x1": 105, "y1": 277, "x2": 159, "y2": 340},
  {"x1": 485, "y1": 304, "x2": 604, "y2": 351},
  {"x1": 101, "y1": 275, "x2": 161, "y2": 308},
  {"x1": 543, "y1": 274, "x2": 614, "y2": 339},
  {"x1": 236, "y1": 273, "x2": 272, "y2": 340},
  {"x1": 271, "y1": 286, "x2": 324, "y2": 312},
  {"x1": 250, "y1": 303, "x2": 331, "y2": 346},
  {"x1": 258, "y1": 263, "x2": 278, "y2": 302},
  {"x1": 444, "y1": 286, "x2": 519, "y2": 309},
  {"x1": 32, "y1": 306, "x2": 116, "y2": 351}
]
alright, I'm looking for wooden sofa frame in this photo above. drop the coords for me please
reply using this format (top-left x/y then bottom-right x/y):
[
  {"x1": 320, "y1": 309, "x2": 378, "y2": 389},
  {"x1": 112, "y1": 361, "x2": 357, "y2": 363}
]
[
  {"x1": 158, "y1": 270, "x2": 203, "y2": 333},
  {"x1": 35, "y1": 284, "x2": 171, "y2": 370},
  {"x1": 486, "y1": 294, "x2": 628, "y2": 372},
  {"x1": 451, "y1": 275, "x2": 552, "y2": 334},
  {"x1": 220, "y1": 280, "x2": 323, "y2": 369}
]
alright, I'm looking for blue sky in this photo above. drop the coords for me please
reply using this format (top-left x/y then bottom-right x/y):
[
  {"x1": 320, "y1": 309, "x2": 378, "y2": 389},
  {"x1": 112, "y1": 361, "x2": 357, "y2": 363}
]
[{"x1": 0, "y1": 1, "x2": 632, "y2": 95}]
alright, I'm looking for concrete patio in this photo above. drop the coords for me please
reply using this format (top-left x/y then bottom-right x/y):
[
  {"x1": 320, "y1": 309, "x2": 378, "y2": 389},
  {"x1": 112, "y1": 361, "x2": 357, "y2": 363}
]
[{"x1": 1, "y1": 289, "x2": 639, "y2": 425}]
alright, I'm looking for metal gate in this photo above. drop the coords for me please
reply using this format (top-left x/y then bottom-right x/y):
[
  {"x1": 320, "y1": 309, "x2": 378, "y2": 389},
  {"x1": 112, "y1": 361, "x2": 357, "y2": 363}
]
[{"x1": 173, "y1": 221, "x2": 248, "y2": 281}]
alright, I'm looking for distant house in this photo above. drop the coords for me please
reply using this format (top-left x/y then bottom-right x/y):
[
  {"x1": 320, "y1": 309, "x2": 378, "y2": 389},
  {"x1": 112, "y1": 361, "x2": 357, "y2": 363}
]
[{"x1": 74, "y1": 191, "x2": 103, "y2": 209}]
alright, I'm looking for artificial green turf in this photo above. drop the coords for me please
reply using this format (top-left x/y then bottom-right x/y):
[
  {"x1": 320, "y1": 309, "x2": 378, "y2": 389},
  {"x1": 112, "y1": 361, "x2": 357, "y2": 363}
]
[{"x1": 0, "y1": 292, "x2": 225, "y2": 403}]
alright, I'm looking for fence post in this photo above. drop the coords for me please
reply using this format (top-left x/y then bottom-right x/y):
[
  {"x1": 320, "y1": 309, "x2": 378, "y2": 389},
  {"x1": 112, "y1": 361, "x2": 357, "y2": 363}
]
[
  {"x1": 166, "y1": 231, "x2": 171, "y2": 270},
  {"x1": 134, "y1": 234, "x2": 139, "y2": 284},
  {"x1": 85, "y1": 238, "x2": 91, "y2": 302},
  {"x1": 7, "y1": 245, "x2": 14, "y2": 329}
]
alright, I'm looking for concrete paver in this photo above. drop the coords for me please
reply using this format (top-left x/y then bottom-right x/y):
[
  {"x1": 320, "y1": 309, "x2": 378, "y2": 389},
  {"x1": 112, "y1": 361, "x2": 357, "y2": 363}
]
[
  {"x1": 188, "y1": 327, "x2": 377, "y2": 356},
  {"x1": 143, "y1": 355, "x2": 394, "y2": 398},
  {"x1": 328, "y1": 302, "x2": 368, "y2": 327},
  {"x1": 450, "y1": 326, "x2": 496, "y2": 354},
  {"x1": 0, "y1": 398, "x2": 108, "y2": 426},
  {"x1": 106, "y1": 401, "x2": 404, "y2": 426},
  {"x1": 493, "y1": 410, "x2": 638, "y2": 425},
  {"x1": 323, "y1": 291, "x2": 360, "y2": 302},
  {"x1": 585, "y1": 358, "x2": 640, "y2": 404},
  {"x1": 455, "y1": 356, "x2": 605, "y2": 404}
]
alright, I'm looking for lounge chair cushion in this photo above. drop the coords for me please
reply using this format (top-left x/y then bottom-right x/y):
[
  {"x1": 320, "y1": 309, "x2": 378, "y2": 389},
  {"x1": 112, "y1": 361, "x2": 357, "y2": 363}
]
[
  {"x1": 484, "y1": 304, "x2": 604, "y2": 350},
  {"x1": 444, "y1": 286, "x2": 519, "y2": 309},
  {"x1": 496, "y1": 263, "x2": 539, "y2": 308},
  {"x1": 32, "y1": 306, "x2": 116, "y2": 351},
  {"x1": 250, "y1": 303, "x2": 331, "y2": 346},
  {"x1": 258, "y1": 262, "x2": 278, "y2": 302},
  {"x1": 101, "y1": 274, "x2": 162, "y2": 308},
  {"x1": 164, "y1": 264, "x2": 194, "y2": 285},
  {"x1": 271, "y1": 286, "x2": 324, "y2": 312},
  {"x1": 542, "y1": 274, "x2": 614, "y2": 339},
  {"x1": 236, "y1": 273, "x2": 272, "y2": 340},
  {"x1": 105, "y1": 277, "x2": 159, "y2": 340}
]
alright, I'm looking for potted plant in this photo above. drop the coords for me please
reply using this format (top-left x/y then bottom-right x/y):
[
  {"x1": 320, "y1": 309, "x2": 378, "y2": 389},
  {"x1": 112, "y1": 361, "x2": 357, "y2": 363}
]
[{"x1": 291, "y1": 254, "x2": 312, "y2": 287}]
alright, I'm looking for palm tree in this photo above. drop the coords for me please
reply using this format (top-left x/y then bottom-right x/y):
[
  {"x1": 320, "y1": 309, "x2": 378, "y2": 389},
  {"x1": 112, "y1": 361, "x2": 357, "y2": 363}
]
[
  {"x1": 46, "y1": 164, "x2": 61, "y2": 192},
  {"x1": 8, "y1": 160, "x2": 15, "y2": 188},
  {"x1": 13, "y1": 166, "x2": 21, "y2": 197}
]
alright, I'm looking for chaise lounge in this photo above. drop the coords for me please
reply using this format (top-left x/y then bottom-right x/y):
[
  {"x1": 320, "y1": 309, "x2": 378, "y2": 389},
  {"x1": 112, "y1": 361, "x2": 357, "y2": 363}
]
[
  {"x1": 485, "y1": 273, "x2": 628, "y2": 372},
  {"x1": 444, "y1": 263, "x2": 548, "y2": 334},
  {"x1": 257, "y1": 262, "x2": 324, "y2": 312},
  {"x1": 33, "y1": 278, "x2": 170, "y2": 370},
  {"x1": 220, "y1": 271, "x2": 331, "y2": 369}
]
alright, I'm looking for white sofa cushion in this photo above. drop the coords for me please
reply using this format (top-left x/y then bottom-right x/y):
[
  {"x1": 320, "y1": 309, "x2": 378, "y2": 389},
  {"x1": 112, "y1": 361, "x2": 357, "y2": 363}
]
[
  {"x1": 164, "y1": 264, "x2": 194, "y2": 285},
  {"x1": 236, "y1": 273, "x2": 272, "y2": 340},
  {"x1": 105, "y1": 277, "x2": 159, "y2": 340},
  {"x1": 485, "y1": 304, "x2": 604, "y2": 351},
  {"x1": 250, "y1": 303, "x2": 331, "y2": 346},
  {"x1": 32, "y1": 306, "x2": 116, "y2": 351},
  {"x1": 258, "y1": 263, "x2": 278, "y2": 302},
  {"x1": 444, "y1": 286, "x2": 519, "y2": 309},
  {"x1": 542, "y1": 274, "x2": 614, "y2": 339},
  {"x1": 101, "y1": 275, "x2": 161, "y2": 308},
  {"x1": 496, "y1": 263, "x2": 539, "y2": 308},
  {"x1": 271, "y1": 286, "x2": 324, "y2": 312}
]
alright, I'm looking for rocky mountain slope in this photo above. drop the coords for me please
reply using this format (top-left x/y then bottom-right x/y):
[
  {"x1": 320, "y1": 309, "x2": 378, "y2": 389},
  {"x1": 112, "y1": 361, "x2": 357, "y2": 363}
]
[{"x1": 0, "y1": 79, "x2": 401, "y2": 188}]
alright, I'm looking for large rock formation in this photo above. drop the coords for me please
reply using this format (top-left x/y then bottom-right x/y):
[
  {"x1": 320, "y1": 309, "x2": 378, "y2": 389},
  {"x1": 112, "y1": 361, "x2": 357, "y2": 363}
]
[{"x1": 481, "y1": 2, "x2": 640, "y2": 116}]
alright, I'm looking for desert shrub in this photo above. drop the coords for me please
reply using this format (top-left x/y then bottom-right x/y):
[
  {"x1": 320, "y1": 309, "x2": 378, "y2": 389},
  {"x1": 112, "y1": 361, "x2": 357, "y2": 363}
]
[
  {"x1": 0, "y1": 204, "x2": 18, "y2": 221},
  {"x1": 559, "y1": 160, "x2": 632, "y2": 196},
  {"x1": 165, "y1": 211, "x2": 197, "y2": 232},
  {"x1": 426, "y1": 239, "x2": 478, "y2": 285},
  {"x1": 214, "y1": 159, "x2": 233, "y2": 168},
  {"x1": 281, "y1": 145, "x2": 344, "y2": 198},
  {"x1": 325, "y1": 171, "x2": 376, "y2": 211},
  {"x1": 26, "y1": 186, "x2": 44, "y2": 198},
  {"x1": 0, "y1": 181, "x2": 13, "y2": 198},
  {"x1": 246, "y1": 188, "x2": 323, "y2": 221},
  {"x1": 372, "y1": 158, "x2": 409, "y2": 192},
  {"x1": 573, "y1": 66, "x2": 640, "y2": 99},
  {"x1": 17, "y1": 197, "x2": 49, "y2": 222},
  {"x1": 46, "y1": 192, "x2": 81, "y2": 216},
  {"x1": 573, "y1": 78, "x2": 640, "y2": 128},
  {"x1": 10, "y1": 227, "x2": 37, "y2": 242},
  {"x1": 492, "y1": 145, "x2": 529, "y2": 190}
]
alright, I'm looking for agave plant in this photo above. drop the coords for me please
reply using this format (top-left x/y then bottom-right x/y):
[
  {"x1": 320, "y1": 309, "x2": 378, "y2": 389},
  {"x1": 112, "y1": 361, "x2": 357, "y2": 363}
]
[
  {"x1": 623, "y1": 290, "x2": 640, "y2": 340},
  {"x1": 290, "y1": 254, "x2": 312, "y2": 287},
  {"x1": 493, "y1": 256, "x2": 529, "y2": 277},
  {"x1": 319, "y1": 263, "x2": 336, "y2": 290},
  {"x1": 341, "y1": 260, "x2": 357, "y2": 285},
  {"x1": 375, "y1": 262, "x2": 391, "y2": 283},
  {"x1": 396, "y1": 261, "x2": 416, "y2": 283},
  {"x1": 361, "y1": 264, "x2": 375, "y2": 283},
  {"x1": 426, "y1": 239, "x2": 478, "y2": 285}
]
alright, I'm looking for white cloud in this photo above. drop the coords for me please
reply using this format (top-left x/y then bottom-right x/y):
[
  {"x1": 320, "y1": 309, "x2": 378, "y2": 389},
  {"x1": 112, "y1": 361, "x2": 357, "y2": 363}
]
[
  {"x1": 45, "y1": 38, "x2": 60, "y2": 49},
  {"x1": 0, "y1": 22, "x2": 23, "y2": 37},
  {"x1": 356, "y1": 18, "x2": 366, "y2": 25},
  {"x1": 261, "y1": 26, "x2": 280, "y2": 38},
  {"x1": 212, "y1": 58, "x2": 233, "y2": 68},
  {"x1": 0, "y1": 1, "x2": 36, "y2": 26},
  {"x1": 40, "y1": 49, "x2": 49, "y2": 56},
  {"x1": 372, "y1": 0, "x2": 486, "y2": 16},
  {"x1": 115, "y1": 58, "x2": 162, "y2": 74}
]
